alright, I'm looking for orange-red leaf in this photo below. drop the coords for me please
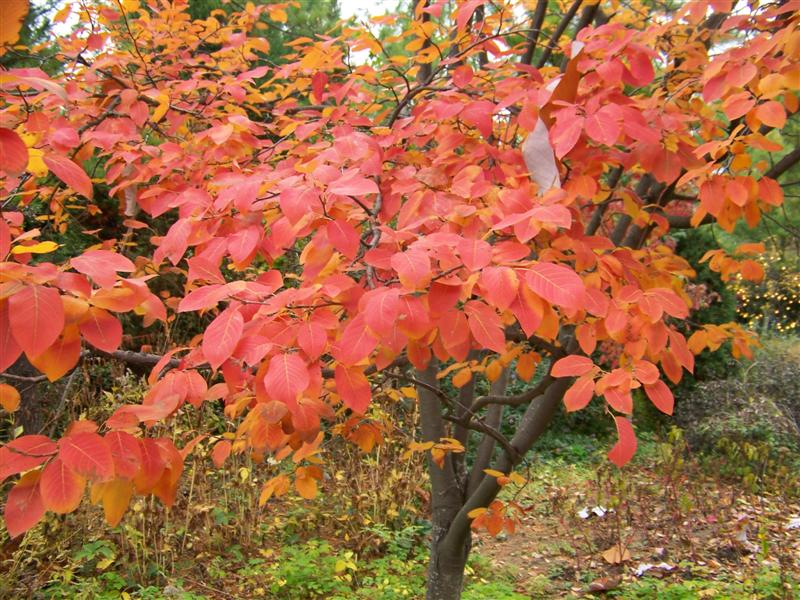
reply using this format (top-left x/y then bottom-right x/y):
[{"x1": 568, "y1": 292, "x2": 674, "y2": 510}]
[
  {"x1": 552, "y1": 355, "x2": 594, "y2": 377},
  {"x1": 40, "y1": 458, "x2": 85, "y2": 513},
  {"x1": 106, "y1": 431, "x2": 142, "y2": 479},
  {"x1": 71, "y1": 250, "x2": 135, "y2": 288},
  {"x1": 59, "y1": 432, "x2": 115, "y2": 480},
  {"x1": 264, "y1": 352, "x2": 309, "y2": 405},
  {"x1": 43, "y1": 154, "x2": 93, "y2": 199},
  {"x1": 526, "y1": 262, "x2": 585, "y2": 309},
  {"x1": 563, "y1": 375, "x2": 595, "y2": 412},
  {"x1": 92, "y1": 478, "x2": 133, "y2": 527},
  {"x1": 4, "y1": 471, "x2": 44, "y2": 538},
  {"x1": 0, "y1": 435, "x2": 57, "y2": 483},
  {"x1": 464, "y1": 300, "x2": 506, "y2": 353},
  {"x1": 79, "y1": 307, "x2": 123, "y2": 353},
  {"x1": 391, "y1": 249, "x2": 431, "y2": 290},
  {"x1": 202, "y1": 306, "x2": 244, "y2": 369},
  {"x1": 211, "y1": 440, "x2": 232, "y2": 468},
  {"x1": 335, "y1": 364, "x2": 372, "y2": 414},
  {"x1": 607, "y1": 417, "x2": 637, "y2": 468},
  {"x1": 0, "y1": 128, "x2": 28, "y2": 175},
  {"x1": 8, "y1": 285, "x2": 64, "y2": 358},
  {"x1": 644, "y1": 380, "x2": 674, "y2": 415}
]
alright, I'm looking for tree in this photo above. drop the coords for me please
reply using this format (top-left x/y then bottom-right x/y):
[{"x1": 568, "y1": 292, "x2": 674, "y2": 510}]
[{"x1": 1, "y1": 0, "x2": 798, "y2": 598}]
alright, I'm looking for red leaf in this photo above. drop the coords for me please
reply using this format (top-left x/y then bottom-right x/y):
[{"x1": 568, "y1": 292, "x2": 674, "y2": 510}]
[
  {"x1": 335, "y1": 364, "x2": 372, "y2": 414},
  {"x1": 633, "y1": 360, "x2": 660, "y2": 385},
  {"x1": 551, "y1": 110, "x2": 584, "y2": 158},
  {"x1": 71, "y1": 250, "x2": 135, "y2": 288},
  {"x1": 79, "y1": 307, "x2": 123, "y2": 353},
  {"x1": 297, "y1": 320, "x2": 328, "y2": 360},
  {"x1": 327, "y1": 218, "x2": 361, "y2": 260},
  {"x1": 8, "y1": 285, "x2": 64, "y2": 358},
  {"x1": 525, "y1": 262, "x2": 585, "y2": 310},
  {"x1": 551, "y1": 355, "x2": 594, "y2": 377},
  {"x1": 59, "y1": 432, "x2": 115, "y2": 480},
  {"x1": 263, "y1": 353, "x2": 309, "y2": 405},
  {"x1": 362, "y1": 287, "x2": 401, "y2": 336},
  {"x1": 332, "y1": 315, "x2": 378, "y2": 365},
  {"x1": 202, "y1": 306, "x2": 244, "y2": 369},
  {"x1": 329, "y1": 170, "x2": 379, "y2": 196},
  {"x1": 4, "y1": 472, "x2": 45, "y2": 538},
  {"x1": 755, "y1": 100, "x2": 786, "y2": 128},
  {"x1": 43, "y1": 154, "x2": 93, "y2": 199},
  {"x1": 464, "y1": 300, "x2": 506, "y2": 353},
  {"x1": 211, "y1": 440, "x2": 232, "y2": 468},
  {"x1": 391, "y1": 249, "x2": 431, "y2": 290},
  {"x1": 133, "y1": 439, "x2": 165, "y2": 493},
  {"x1": 604, "y1": 388, "x2": 633, "y2": 414},
  {"x1": 0, "y1": 128, "x2": 28, "y2": 175},
  {"x1": 480, "y1": 266, "x2": 519, "y2": 310},
  {"x1": 227, "y1": 226, "x2": 261, "y2": 263},
  {"x1": 40, "y1": 458, "x2": 86, "y2": 513},
  {"x1": 644, "y1": 380, "x2": 674, "y2": 415},
  {"x1": 563, "y1": 375, "x2": 595, "y2": 412},
  {"x1": 0, "y1": 435, "x2": 57, "y2": 483},
  {"x1": 178, "y1": 284, "x2": 229, "y2": 313},
  {"x1": 607, "y1": 417, "x2": 637, "y2": 467},
  {"x1": 585, "y1": 105, "x2": 621, "y2": 146},
  {"x1": 106, "y1": 431, "x2": 142, "y2": 479},
  {"x1": 0, "y1": 299, "x2": 22, "y2": 372},
  {"x1": 457, "y1": 238, "x2": 492, "y2": 271}
]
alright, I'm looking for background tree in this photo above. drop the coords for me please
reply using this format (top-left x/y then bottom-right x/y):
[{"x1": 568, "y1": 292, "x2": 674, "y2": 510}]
[{"x1": 1, "y1": 1, "x2": 798, "y2": 599}]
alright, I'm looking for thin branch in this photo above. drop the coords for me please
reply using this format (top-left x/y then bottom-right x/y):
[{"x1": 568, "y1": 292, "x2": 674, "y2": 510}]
[
  {"x1": 536, "y1": 0, "x2": 584, "y2": 68},
  {"x1": 521, "y1": 0, "x2": 548, "y2": 65}
]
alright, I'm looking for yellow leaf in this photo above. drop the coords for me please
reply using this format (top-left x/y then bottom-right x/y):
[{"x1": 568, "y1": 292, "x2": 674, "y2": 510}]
[
  {"x1": 268, "y1": 7, "x2": 287, "y2": 22},
  {"x1": 27, "y1": 148, "x2": 48, "y2": 177},
  {"x1": 467, "y1": 507, "x2": 487, "y2": 519},
  {"x1": 483, "y1": 469, "x2": 505, "y2": 478},
  {"x1": 152, "y1": 93, "x2": 170, "y2": 123},
  {"x1": 0, "y1": 383, "x2": 21, "y2": 412},
  {"x1": 10, "y1": 241, "x2": 59, "y2": 254},
  {"x1": 0, "y1": 0, "x2": 28, "y2": 48}
]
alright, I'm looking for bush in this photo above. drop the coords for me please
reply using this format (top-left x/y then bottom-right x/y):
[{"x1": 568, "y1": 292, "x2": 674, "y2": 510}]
[{"x1": 674, "y1": 337, "x2": 800, "y2": 492}]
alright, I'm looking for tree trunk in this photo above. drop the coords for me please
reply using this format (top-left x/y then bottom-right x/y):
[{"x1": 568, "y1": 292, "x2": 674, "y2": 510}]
[{"x1": 426, "y1": 507, "x2": 470, "y2": 600}]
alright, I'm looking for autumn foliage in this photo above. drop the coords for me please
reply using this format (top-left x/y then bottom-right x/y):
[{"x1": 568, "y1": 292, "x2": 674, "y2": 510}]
[{"x1": 0, "y1": 0, "x2": 797, "y2": 568}]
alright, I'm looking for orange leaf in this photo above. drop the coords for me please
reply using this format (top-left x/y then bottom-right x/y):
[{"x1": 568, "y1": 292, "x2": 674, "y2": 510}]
[
  {"x1": 563, "y1": 375, "x2": 595, "y2": 412},
  {"x1": 92, "y1": 479, "x2": 133, "y2": 526},
  {"x1": 0, "y1": 0, "x2": 28, "y2": 47},
  {"x1": 644, "y1": 380, "x2": 674, "y2": 415},
  {"x1": 0, "y1": 383, "x2": 20, "y2": 412},
  {"x1": 551, "y1": 355, "x2": 594, "y2": 377}
]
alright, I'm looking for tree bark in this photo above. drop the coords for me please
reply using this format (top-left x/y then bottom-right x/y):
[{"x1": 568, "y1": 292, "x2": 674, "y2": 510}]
[{"x1": 426, "y1": 522, "x2": 470, "y2": 600}]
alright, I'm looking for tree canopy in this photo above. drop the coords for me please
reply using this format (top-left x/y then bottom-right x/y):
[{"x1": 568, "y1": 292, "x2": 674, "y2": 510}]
[{"x1": 1, "y1": 0, "x2": 798, "y2": 597}]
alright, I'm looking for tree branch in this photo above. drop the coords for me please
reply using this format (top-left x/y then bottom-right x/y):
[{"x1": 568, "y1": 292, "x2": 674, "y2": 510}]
[
  {"x1": 536, "y1": 0, "x2": 584, "y2": 68},
  {"x1": 521, "y1": 0, "x2": 548, "y2": 65}
]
